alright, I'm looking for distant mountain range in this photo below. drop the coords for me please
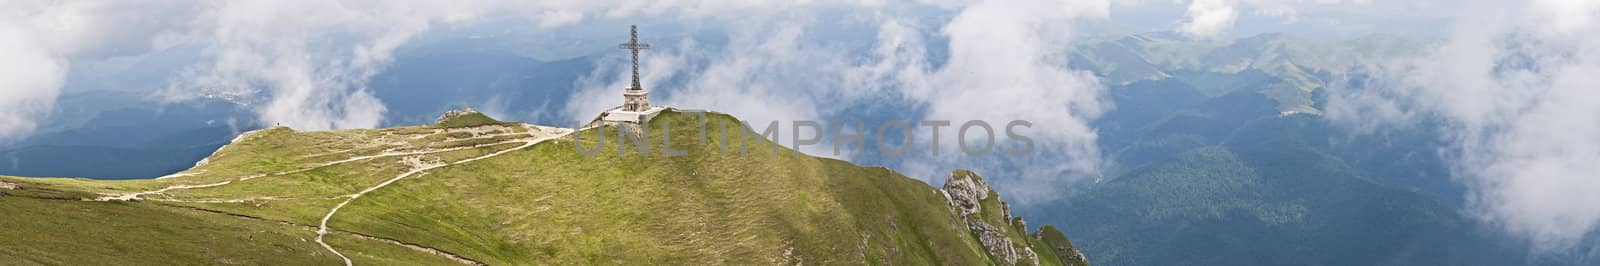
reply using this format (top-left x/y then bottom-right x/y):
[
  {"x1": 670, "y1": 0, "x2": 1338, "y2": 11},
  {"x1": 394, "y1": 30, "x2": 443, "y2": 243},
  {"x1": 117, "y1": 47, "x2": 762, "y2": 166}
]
[
  {"x1": 1035, "y1": 32, "x2": 1596, "y2": 265},
  {"x1": 0, "y1": 92, "x2": 254, "y2": 179},
  {"x1": 1069, "y1": 32, "x2": 1425, "y2": 115},
  {"x1": 9, "y1": 31, "x2": 1596, "y2": 265}
]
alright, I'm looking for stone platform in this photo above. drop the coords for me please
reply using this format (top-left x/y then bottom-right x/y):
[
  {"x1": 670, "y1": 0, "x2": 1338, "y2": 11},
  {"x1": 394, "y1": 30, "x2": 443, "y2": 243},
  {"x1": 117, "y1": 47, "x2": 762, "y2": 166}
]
[{"x1": 602, "y1": 106, "x2": 666, "y2": 124}]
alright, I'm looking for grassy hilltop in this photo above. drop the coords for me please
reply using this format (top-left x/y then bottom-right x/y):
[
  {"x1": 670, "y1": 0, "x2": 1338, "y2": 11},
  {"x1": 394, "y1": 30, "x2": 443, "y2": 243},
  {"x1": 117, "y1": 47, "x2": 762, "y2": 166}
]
[{"x1": 0, "y1": 110, "x2": 1086, "y2": 265}]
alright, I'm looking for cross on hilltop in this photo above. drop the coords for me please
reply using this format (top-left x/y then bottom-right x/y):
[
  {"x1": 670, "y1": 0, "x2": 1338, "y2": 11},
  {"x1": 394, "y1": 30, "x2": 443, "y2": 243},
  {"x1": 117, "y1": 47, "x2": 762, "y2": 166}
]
[
  {"x1": 618, "y1": 25, "x2": 650, "y2": 92},
  {"x1": 607, "y1": 25, "x2": 659, "y2": 118}
]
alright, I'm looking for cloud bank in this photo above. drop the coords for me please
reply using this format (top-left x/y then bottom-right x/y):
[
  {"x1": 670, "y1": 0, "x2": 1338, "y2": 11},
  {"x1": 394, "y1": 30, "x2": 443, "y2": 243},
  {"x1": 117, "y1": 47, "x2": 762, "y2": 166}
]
[
  {"x1": 8, "y1": 0, "x2": 890, "y2": 133},
  {"x1": 560, "y1": 0, "x2": 1113, "y2": 203},
  {"x1": 17, "y1": 0, "x2": 1116, "y2": 194},
  {"x1": 1327, "y1": 0, "x2": 1600, "y2": 250},
  {"x1": 1176, "y1": 0, "x2": 1378, "y2": 38},
  {"x1": 1180, "y1": 0, "x2": 1240, "y2": 37},
  {"x1": 891, "y1": 0, "x2": 1110, "y2": 202},
  {"x1": 0, "y1": 1, "x2": 195, "y2": 140},
  {"x1": 0, "y1": 22, "x2": 64, "y2": 141}
]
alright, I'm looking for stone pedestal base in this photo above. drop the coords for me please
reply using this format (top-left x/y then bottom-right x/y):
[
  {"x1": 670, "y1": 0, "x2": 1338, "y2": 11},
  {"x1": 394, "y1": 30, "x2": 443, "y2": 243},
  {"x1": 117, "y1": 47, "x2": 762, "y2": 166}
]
[{"x1": 603, "y1": 106, "x2": 665, "y2": 124}]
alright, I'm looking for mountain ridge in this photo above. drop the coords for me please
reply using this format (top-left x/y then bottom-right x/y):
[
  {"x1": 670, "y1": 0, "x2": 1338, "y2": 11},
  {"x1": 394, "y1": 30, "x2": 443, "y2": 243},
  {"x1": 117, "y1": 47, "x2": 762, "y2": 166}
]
[
  {"x1": 0, "y1": 109, "x2": 1088, "y2": 265},
  {"x1": 1070, "y1": 32, "x2": 1426, "y2": 115}
]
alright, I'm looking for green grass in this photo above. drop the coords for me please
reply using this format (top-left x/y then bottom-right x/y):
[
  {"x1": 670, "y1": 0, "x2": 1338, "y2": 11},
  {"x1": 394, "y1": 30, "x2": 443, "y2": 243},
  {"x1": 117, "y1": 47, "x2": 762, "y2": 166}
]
[
  {"x1": 1037, "y1": 225, "x2": 1090, "y2": 266},
  {"x1": 160, "y1": 198, "x2": 347, "y2": 227},
  {"x1": 435, "y1": 112, "x2": 505, "y2": 128},
  {"x1": 324, "y1": 233, "x2": 469, "y2": 265},
  {"x1": 0, "y1": 197, "x2": 341, "y2": 265},
  {"x1": 0, "y1": 110, "x2": 1083, "y2": 265},
  {"x1": 328, "y1": 111, "x2": 1073, "y2": 264}
]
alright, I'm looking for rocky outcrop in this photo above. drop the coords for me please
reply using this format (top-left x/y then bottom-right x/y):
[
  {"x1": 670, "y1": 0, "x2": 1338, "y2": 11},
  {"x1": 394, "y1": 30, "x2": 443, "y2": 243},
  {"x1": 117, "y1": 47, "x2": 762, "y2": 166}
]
[
  {"x1": 1035, "y1": 225, "x2": 1090, "y2": 266},
  {"x1": 0, "y1": 181, "x2": 17, "y2": 190},
  {"x1": 970, "y1": 217, "x2": 1022, "y2": 264},
  {"x1": 943, "y1": 171, "x2": 990, "y2": 217},
  {"x1": 941, "y1": 170, "x2": 1039, "y2": 265},
  {"x1": 436, "y1": 108, "x2": 508, "y2": 128},
  {"x1": 436, "y1": 108, "x2": 481, "y2": 124}
]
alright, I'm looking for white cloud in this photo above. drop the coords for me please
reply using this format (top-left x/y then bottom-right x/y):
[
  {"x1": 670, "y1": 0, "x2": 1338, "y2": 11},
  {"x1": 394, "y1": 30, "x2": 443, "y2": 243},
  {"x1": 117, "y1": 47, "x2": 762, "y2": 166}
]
[
  {"x1": 901, "y1": 0, "x2": 1111, "y2": 202},
  {"x1": 12, "y1": 0, "x2": 1102, "y2": 205},
  {"x1": 2, "y1": 0, "x2": 893, "y2": 135},
  {"x1": 1176, "y1": 0, "x2": 1383, "y2": 38},
  {"x1": 565, "y1": 17, "x2": 875, "y2": 159},
  {"x1": 0, "y1": 24, "x2": 64, "y2": 141},
  {"x1": 563, "y1": 1, "x2": 1114, "y2": 201},
  {"x1": 0, "y1": 1, "x2": 196, "y2": 141},
  {"x1": 1181, "y1": 0, "x2": 1239, "y2": 37},
  {"x1": 1327, "y1": 0, "x2": 1600, "y2": 250},
  {"x1": 160, "y1": 1, "x2": 450, "y2": 130}
]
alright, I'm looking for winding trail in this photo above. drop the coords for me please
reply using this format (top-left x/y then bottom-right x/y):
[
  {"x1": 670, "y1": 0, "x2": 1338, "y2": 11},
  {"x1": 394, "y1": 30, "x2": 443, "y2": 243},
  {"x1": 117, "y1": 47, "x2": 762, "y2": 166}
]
[
  {"x1": 315, "y1": 125, "x2": 573, "y2": 266},
  {"x1": 155, "y1": 202, "x2": 487, "y2": 265},
  {"x1": 97, "y1": 129, "x2": 540, "y2": 201},
  {"x1": 90, "y1": 123, "x2": 574, "y2": 265}
]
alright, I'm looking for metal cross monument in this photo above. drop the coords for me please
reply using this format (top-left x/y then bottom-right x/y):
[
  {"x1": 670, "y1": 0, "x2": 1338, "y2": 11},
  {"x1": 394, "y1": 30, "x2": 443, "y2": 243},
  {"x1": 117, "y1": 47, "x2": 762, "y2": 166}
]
[{"x1": 618, "y1": 25, "x2": 650, "y2": 91}]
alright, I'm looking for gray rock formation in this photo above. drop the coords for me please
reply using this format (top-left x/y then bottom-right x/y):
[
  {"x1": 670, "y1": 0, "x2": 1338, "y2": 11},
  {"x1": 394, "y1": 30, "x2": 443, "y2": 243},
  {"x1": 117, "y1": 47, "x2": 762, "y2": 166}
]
[
  {"x1": 943, "y1": 171, "x2": 990, "y2": 217},
  {"x1": 941, "y1": 170, "x2": 1039, "y2": 265},
  {"x1": 436, "y1": 107, "x2": 481, "y2": 124},
  {"x1": 1021, "y1": 246, "x2": 1041, "y2": 266}
]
